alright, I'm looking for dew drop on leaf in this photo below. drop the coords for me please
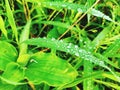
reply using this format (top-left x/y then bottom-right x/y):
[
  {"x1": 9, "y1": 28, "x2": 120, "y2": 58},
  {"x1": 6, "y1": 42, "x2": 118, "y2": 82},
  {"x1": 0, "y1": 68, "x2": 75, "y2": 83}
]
[
  {"x1": 62, "y1": 4, "x2": 67, "y2": 7},
  {"x1": 68, "y1": 6, "x2": 71, "y2": 10},
  {"x1": 77, "y1": 8, "x2": 82, "y2": 12},
  {"x1": 75, "y1": 52, "x2": 79, "y2": 56},
  {"x1": 59, "y1": 40, "x2": 63, "y2": 42},
  {"x1": 51, "y1": 38, "x2": 56, "y2": 41},
  {"x1": 78, "y1": 49, "x2": 82, "y2": 53},
  {"x1": 75, "y1": 45, "x2": 78, "y2": 49},
  {"x1": 67, "y1": 45, "x2": 71, "y2": 48},
  {"x1": 43, "y1": 37, "x2": 46, "y2": 39},
  {"x1": 50, "y1": 3, "x2": 52, "y2": 6}
]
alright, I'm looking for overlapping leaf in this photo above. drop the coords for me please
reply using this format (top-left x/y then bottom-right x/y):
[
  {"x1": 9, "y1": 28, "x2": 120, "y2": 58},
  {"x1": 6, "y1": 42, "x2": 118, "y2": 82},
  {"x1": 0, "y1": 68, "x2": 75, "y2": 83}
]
[
  {"x1": 25, "y1": 52, "x2": 78, "y2": 86},
  {"x1": 0, "y1": 41, "x2": 18, "y2": 70}
]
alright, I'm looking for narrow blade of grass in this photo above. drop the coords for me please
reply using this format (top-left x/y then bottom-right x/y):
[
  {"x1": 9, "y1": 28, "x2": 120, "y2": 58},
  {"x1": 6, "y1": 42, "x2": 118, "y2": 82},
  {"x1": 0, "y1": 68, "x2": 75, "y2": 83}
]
[
  {"x1": 26, "y1": 1, "x2": 113, "y2": 22},
  {"x1": 103, "y1": 39, "x2": 120, "y2": 57},
  {"x1": 92, "y1": 24, "x2": 113, "y2": 48},
  {"x1": 0, "y1": 16, "x2": 8, "y2": 39},
  {"x1": 94, "y1": 79, "x2": 120, "y2": 89},
  {"x1": 5, "y1": 0, "x2": 18, "y2": 42},
  {"x1": 19, "y1": 20, "x2": 31, "y2": 55},
  {"x1": 57, "y1": 71, "x2": 103, "y2": 89}
]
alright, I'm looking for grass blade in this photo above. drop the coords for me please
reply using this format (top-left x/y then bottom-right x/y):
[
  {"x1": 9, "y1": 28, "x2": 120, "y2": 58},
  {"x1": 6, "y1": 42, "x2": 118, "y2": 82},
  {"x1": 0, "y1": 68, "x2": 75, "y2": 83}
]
[
  {"x1": 5, "y1": 0, "x2": 18, "y2": 42},
  {"x1": 103, "y1": 39, "x2": 120, "y2": 57},
  {"x1": 26, "y1": 1, "x2": 113, "y2": 22},
  {"x1": 19, "y1": 20, "x2": 31, "y2": 55},
  {"x1": 0, "y1": 16, "x2": 8, "y2": 39}
]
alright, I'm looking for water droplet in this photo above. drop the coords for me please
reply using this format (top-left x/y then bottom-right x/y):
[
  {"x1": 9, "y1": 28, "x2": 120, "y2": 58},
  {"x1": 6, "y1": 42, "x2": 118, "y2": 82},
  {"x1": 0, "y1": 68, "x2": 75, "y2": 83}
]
[
  {"x1": 50, "y1": 3, "x2": 52, "y2": 6},
  {"x1": 75, "y1": 52, "x2": 79, "y2": 56},
  {"x1": 77, "y1": 8, "x2": 82, "y2": 12},
  {"x1": 99, "y1": 61, "x2": 104, "y2": 66},
  {"x1": 69, "y1": 43, "x2": 72, "y2": 46},
  {"x1": 75, "y1": 45, "x2": 78, "y2": 49},
  {"x1": 67, "y1": 45, "x2": 71, "y2": 48},
  {"x1": 30, "y1": 59, "x2": 38, "y2": 63},
  {"x1": 79, "y1": 39, "x2": 83, "y2": 42},
  {"x1": 62, "y1": 4, "x2": 67, "y2": 7},
  {"x1": 78, "y1": 49, "x2": 82, "y2": 53},
  {"x1": 51, "y1": 38, "x2": 56, "y2": 41},
  {"x1": 59, "y1": 40, "x2": 63, "y2": 42},
  {"x1": 84, "y1": 41, "x2": 87, "y2": 44},
  {"x1": 68, "y1": 6, "x2": 71, "y2": 10},
  {"x1": 43, "y1": 37, "x2": 46, "y2": 39},
  {"x1": 38, "y1": 3, "x2": 41, "y2": 6}
]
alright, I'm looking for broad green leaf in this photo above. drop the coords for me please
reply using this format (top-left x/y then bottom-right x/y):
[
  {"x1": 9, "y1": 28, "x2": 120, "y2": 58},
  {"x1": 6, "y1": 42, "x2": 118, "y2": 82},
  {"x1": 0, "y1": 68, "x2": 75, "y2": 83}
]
[
  {"x1": 26, "y1": 1, "x2": 113, "y2": 22},
  {"x1": 0, "y1": 16, "x2": 8, "y2": 38},
  {"x1": 13, "y1": 85, "x2": 29, "y2": 90},
  {"x1": 0, "y1": 81, "x2": 15, "y2": 90},
  {"x1": 2, "y1": 62, "x2": 25, "y2": 83},
  {"x1": 0, "y1": 41, "x2": 18, "y2": 70},
  {"x1": 25, "y1": 52, "x2": 78, "y2": 86},
  {"x1": 5, "y1": 0, "x2": 18, "y2": 42}
]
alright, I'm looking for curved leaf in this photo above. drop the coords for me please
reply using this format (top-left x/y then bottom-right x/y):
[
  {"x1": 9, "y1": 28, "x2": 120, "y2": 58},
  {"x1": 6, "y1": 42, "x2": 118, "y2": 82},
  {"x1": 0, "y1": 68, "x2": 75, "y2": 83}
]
[
  {"x1": 0, "y1": 41, "x2": 18, "y2": 70},
  {"x1": 2, "y1": 62, "x2": 25, "y2": 83},
  {"x1": 25, "y1": 52, "x2": 78, "y2": 86}
]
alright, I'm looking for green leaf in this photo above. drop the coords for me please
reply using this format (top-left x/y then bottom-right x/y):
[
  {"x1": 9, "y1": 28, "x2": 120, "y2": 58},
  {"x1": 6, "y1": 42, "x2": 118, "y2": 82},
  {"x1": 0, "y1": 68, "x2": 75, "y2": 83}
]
[
  {"x1": 5, "y1": 0, "x2": 18, "y2": 42},
  {"x1": 39, "y1": 21, "x2": 77, "y2": 31},
  {"x1": 92, "y1": 24, "x2": 112, "y2": 48},
  {"x1": 0, "y1": 41, "x2": 18, "y2": 70},
  {"x1": 2, "y1": 62, "x2": 25, "y2": 83},
  {"x1": 25, "y1": 52, "x2": 78, "y2": 86},
  {"x1": 19, "y1": 20, "x2": 31, "y2": 55},
  {"x1": 26, "y1": 1, "x2": 113, "y2": 22},
  {"x1": 0, "y1": 81, "x2": 15, "y2": 90},
  {"x1": 94, "y1": 79, "x2": 120, "y2": 90},
  {"x1": 58, "y1": 71, "x2": 103, "y2": 89},
  {"x1": 0, "y1": 16, "x2": 8, "y2": 39},
  {"x1": 47, "y1": 27, "x2": 59, "y2": 39},
  {"x1": 17, "y1": 54, "x2": 31, "y2": 66},
  {"x1": 103, "y1": 39, "x2": 120, "y2": 57}
]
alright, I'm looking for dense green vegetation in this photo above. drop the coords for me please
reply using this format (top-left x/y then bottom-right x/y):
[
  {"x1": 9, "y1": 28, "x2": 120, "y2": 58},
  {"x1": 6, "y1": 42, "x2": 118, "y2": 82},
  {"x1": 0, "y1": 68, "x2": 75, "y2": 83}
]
[{"x1": 0, "y1": 0, "x2": 120, "y2": 90}]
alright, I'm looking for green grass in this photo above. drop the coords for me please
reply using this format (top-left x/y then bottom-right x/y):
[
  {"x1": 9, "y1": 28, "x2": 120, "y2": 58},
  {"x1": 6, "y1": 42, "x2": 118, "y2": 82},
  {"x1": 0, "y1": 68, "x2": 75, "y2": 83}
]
[{"x1": 0, "y1": 0, "x2": 120, "y2": 90}]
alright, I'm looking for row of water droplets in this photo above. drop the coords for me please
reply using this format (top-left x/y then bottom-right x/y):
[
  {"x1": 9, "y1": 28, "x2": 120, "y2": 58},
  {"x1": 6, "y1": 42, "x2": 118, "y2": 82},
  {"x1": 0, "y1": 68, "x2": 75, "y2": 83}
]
[
  {"x1": 29, "y1": 37, "x2": 120, "y2": 81},
  {"x1": 42, "y1": 37, "x2": 106, "y2": 68},
  {"x1": 40, "y1": 2, "x2": 112, "y2": 22},
  {"x1": 27, "y1": 37, "x2": 108, "y2": 69},
  {"x1": 43, "y1": 2, "x2": 84, "y2": 13}
]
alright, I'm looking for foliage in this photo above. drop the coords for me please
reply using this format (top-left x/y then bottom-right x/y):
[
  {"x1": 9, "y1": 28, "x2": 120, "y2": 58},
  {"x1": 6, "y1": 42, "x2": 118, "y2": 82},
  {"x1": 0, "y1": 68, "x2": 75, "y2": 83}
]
[{"x1": 0, "y1": 0, "x2": 120, "y2": 90}]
